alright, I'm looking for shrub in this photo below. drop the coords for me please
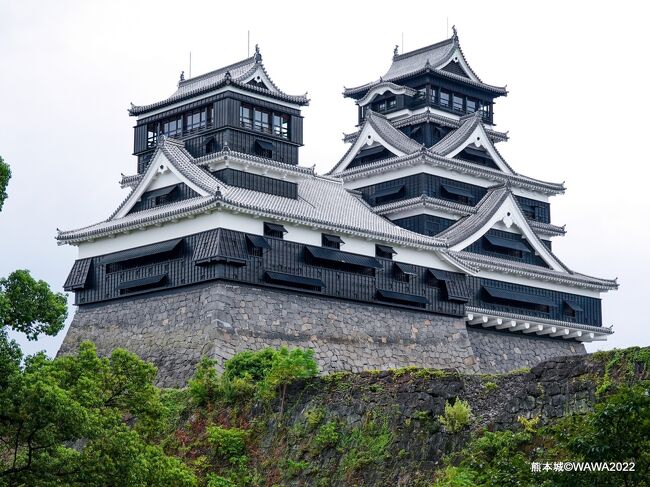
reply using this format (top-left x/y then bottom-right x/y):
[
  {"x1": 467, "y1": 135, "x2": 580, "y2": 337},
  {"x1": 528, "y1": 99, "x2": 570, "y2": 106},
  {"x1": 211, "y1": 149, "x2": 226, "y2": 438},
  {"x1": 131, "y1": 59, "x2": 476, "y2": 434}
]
[
  {"x1": 223, "y1": 348, "x2": 278, "y2": 382},
  {"x1": 438, "y1": 399, "x2": 474, "y2": 433},
  {"x1": 188, "y1": 358, "x2": 221, "y2": 405},
  {"x1": 517, "y1": 415, "x2": 540, "y2": 433},
  {"x1": 314, "y1": 421, "x2": 340, "y2": 449},
  {"x1": 483, "y1": 381, "x2": 498, "y2": 392},
  {"x1": 207, "y1": 425, "x2": 248, "y2": 462},
  {"x1": 305, "y1": 407, "x2": 326, "y2": 429}
]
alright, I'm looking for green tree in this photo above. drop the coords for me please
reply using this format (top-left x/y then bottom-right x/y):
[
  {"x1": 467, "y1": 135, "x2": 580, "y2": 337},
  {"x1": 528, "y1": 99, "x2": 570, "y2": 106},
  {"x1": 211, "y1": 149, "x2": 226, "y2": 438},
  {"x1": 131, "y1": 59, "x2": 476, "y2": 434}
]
[
  {"x1": 257, "y1": 347, "x2": 319, "y2": 414},
  {"x1": 0, "y1": 155, "x2": 10, "y2": 211},
  {"x1": 0, "y1": 341, "x2": 196, "y2": 486}
]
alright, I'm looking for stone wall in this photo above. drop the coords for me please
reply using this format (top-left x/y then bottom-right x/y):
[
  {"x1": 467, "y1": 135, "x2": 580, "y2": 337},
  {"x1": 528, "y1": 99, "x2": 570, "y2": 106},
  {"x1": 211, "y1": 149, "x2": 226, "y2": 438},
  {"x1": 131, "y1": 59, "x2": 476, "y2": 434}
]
[
  {"x1": 467, "y1": 327, "x2": 586, "y2": 373},
  {"x1": 59, "y1": 280, "x2": 584, "y2": 387}
]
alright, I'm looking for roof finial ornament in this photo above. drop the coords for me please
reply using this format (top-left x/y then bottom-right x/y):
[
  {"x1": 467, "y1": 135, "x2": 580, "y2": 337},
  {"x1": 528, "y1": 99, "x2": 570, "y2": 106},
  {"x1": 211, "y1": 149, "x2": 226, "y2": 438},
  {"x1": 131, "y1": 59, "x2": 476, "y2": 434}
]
[
  {"x1": 224, "y1": 71, "x2": 232, "y2": 84},
  {"x1": 393, "y1": 44, "x2": 399, "y2": 58},
  {"x1": 451, "y1": 25, "x2": 458, "y2": 40},
  {"x1": 222, "y1": 140, "x2": 230, "y2": 152},
  {"x1": 180, "y1": 70, "x2": 185, "y2": 82},
  {"x1": 254, "y1": 44, "x2": 262, "y2": 62}
]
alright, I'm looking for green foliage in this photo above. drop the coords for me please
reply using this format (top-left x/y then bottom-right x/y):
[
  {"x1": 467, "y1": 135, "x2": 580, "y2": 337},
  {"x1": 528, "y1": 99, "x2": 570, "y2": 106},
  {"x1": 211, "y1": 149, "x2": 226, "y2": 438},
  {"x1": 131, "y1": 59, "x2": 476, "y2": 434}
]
[
  {"x1": 207, "y1": 474, "x2": 237, "y2": 487},
  {"x1": 483, "y1": 381, "x2": 498, "y2": 392},
  {"x1": 339, "y1": 414, "x2": 393, "y2": 474},
  {"x1": 188, "y1": 357, "x2": 221, "y2": 405},
  {"x1": 0, "y1": 154, "x2": 10, "y2": 211},
  {"x1": 305, "y1": 407, "x2": 326, "y2": 429},
  {"x1": 207, "y1": 425, "x2": 248, "y2": 462},
  {"x1": 594, "y1": 346, "x2": 650, "y2": 394},
  {"x1": 438, "y1": 399, "x2": 474, "y2": 433},
  {"x1": 436, "y1": 384, "x2": 650, "y2": 487},
  {"x1": 0, "y1": 269, "x2": 68, "y2": 340},
  {"x1": 223, "y1": 347, "x2": 278, "y2": 382},
  {"x1": 314, "y1": 420, "x2": 340, "y2": 450},
  {"x1": 0, "y1": 341, "x2": 196, "y2": 485},
  {"x1": 517, "y1": 415, "x2": 540, "y2": 433},
  {"x1": 254, "y1": 347, "x2": 318, "y2": 413}
]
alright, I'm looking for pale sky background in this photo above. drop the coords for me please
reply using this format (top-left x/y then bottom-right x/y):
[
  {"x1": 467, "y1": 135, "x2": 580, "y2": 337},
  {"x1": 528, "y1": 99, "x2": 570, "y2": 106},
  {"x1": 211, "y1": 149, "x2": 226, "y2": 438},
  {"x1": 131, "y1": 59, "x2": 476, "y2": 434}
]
[{"x1": 1, "y1": 1, "x2": 648, "y2": 357}]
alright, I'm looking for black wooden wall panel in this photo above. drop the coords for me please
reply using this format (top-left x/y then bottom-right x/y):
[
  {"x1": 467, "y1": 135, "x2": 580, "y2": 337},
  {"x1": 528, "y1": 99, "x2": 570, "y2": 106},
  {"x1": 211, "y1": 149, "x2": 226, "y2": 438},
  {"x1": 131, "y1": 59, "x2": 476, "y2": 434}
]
[{"x1": 70, "y1": 227, "x2": 603, "y2": 328}]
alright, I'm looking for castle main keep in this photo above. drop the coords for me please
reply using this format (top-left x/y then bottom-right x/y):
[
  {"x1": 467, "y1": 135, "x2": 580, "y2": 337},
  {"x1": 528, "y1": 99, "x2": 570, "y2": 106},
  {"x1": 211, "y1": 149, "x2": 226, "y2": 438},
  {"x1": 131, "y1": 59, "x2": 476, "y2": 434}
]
[{"x1": 58, "y1": 31, "x2": 617, "y2": 386}]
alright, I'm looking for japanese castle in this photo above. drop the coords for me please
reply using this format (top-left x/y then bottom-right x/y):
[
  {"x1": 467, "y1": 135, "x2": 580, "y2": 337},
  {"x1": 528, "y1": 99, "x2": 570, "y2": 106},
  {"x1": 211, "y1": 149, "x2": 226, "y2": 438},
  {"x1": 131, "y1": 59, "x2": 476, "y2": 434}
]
[{"x1": 58, "y1": 31, "x2": 618, "y2": 367}]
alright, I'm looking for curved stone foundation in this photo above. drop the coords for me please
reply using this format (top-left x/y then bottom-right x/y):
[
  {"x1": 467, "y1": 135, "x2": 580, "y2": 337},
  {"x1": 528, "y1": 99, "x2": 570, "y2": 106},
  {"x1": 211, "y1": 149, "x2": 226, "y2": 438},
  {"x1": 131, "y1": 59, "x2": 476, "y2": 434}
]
[{"x1": 58, "y1": 281, "x2": 585, "y2": 387}]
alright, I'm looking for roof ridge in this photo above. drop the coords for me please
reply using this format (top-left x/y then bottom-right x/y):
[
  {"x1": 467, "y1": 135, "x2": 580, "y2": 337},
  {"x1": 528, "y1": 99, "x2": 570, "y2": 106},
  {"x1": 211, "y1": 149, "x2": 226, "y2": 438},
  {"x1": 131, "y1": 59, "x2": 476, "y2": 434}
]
[
  {"x1": 392, "y1": 37, "x2": 454, "y2": 62},
  {"x1": 177, "y1": 55, "x2": 256, "y2": 87}
]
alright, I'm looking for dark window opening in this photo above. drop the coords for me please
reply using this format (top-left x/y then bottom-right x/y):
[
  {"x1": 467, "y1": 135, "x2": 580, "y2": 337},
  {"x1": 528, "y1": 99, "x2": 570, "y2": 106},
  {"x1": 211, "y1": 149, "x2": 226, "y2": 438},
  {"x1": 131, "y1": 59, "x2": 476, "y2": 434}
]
[
  {"x1": 482, "y1": 285, "x2": 556, "y2": 314},
  {"x1": 263, "y1": 222, "x2": 287, "y2": 239},
  {"x1": 452, "y1": 94, "x2": 464, "y2": 112},
  {"x1": 483, "y1": 235, "x2": 531, "y2": 260},
  {"x1": 563, "y1": 301, "x2": 583, "y2": 319},
  {"x1": 246, "y1": 234, "x2": 271, "y2": 256},
  {"x1": 393, "y1": 262, "x2": 416, "y2": 283},
  {"x1": 440, "y1": 184, "x2": 474, "y2": 205},
  {"x1": 264, "y1": 271, "x2": 325, "y2": 292},
  {"x1": 255, "y1": 140, "x2": 274, "y2": 158},
  {"x1": 376, "y1": 289, "x2": 428, "y2": 307},
  {"x1": 322, "y1": 234, "x2": 344, "y2": 249},
  {"x1": 371, "y1": 184, "x2": 405, "y2": 205},
  {"x1": 466, "y1": 98, "x2": 477, "y2": 113},
  {"x1": 104, "y1": 239, "x2": 183, "y2": 274},
  {"x1": 376, "y1": 244, "x2": 396, "y2": 260},
  {"x1": 118, "y1": 274, "x2": 168, "y2": 295},
  {"x1": 205, "y1": 137, "x2": 219, "y2": 154},
  {"x1": 305, "y1": 246, "x2": 381, "y2": 276}
]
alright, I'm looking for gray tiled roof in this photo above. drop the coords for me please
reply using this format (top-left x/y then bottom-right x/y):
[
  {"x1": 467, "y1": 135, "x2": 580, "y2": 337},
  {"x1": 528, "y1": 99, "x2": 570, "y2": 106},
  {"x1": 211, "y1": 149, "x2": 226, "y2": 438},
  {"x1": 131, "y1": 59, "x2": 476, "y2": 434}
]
[
  {"x1": 372, "y1": 194, "x2": 565, "y2": 238},
  {"x1": 57, "y1": 138, "x2": 615, "y2": 291},
  {"x1": 129, "y1": 51, "x2": 308, "y2": 115},
  {"x1": 354, "y1": 82, "x2": 417, "y2": 106},
  {"x1": 344, "y1": 35, "x2": 507, "y2": 97}
]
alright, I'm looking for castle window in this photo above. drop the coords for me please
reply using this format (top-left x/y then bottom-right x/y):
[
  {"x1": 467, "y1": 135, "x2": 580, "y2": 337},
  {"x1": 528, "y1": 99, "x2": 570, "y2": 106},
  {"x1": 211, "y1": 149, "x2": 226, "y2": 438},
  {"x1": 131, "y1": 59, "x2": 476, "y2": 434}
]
[
  {"x1": 254, "y1": 108, "x2": 271, "y2": 133},
  {"x1": 147, "y1": 123, "x2": 158, "y2": 147},
  {"x1": 255, "y1": 140, "x2": 274, "y2": 158},
  {"x1": 104, "y1": 238, "x2": 183, "y2": 274},
  {"x1": 305, "y1": 246, "x2": 382, "y2": 276},
  {"x1": 482, "y1": 285, "x2": 556, "y2": 314},
  {"x1": 393, "y1": 262, "x2": 416, "y2": 283},
  {"x1": 563, "y1": 301, "x2": 582, "y2": 319},
  {"x1": 185, "y1": 106, "x2": 212, "y2": 133},
  {"x1": 240, "y1": 105, "x2": 253, "y2": 129},
  {"x1": 273, "y1": 114, "x2": 290, "y2": 138},
  {"x1": 453, "y1": 94, "x2": 464, "y2": 112},
  {"x1": 429, "y1": 87, "x2": 437, "y2": 104},
  {"x1": 322, "y1": 234, "x2": 344, "y2": 249},
  {"x1": 263, "y1": 222, "x2": 287, "y2": 239},
  {"x1": 466, "y1": 99, "x2": 477, "y2": 113},
  {"x1": 162, "y1": 116, "x2": 183, "y2": 137},
  {"x1": 246, "y1": 234, "x2": 271, "y2": 257},
  {"x1": 483, "y1": 235, "x2": 531, "y2": 259},
  {"x1": 439, "y1": 90, "x2": 450, "y2": 107},
  {"x1": 440, "y1": 184, "x2": 474, "y2": 204},
  {"x1": 387, "y1": 98, "x2": 397, "y2": 109},
  {"x1": 375, "y1": 244, "x2": 396, "y2": 260}
]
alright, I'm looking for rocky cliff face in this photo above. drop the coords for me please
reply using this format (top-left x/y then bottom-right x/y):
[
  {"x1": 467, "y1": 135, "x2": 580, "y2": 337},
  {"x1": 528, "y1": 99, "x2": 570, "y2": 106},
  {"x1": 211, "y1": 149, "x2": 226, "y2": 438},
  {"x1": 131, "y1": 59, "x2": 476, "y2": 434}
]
[{"x1": 166, "y1": 348, "x2": 649, "y2": 486}]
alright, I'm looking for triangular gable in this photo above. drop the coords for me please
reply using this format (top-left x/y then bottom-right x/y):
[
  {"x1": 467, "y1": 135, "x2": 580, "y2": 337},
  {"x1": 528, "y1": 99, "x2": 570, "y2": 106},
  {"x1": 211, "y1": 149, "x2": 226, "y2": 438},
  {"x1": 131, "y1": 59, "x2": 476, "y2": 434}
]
[
  {"x1": 329, "y1": 114, "x2": 419, "y2": 174},
  {"x1": 111, "y1": 138, "x2": 218, "y2": 220},
  {"x1": 435, "y1": 45, "x2": 481, "y2": 83},
  {"x1": 431, "y1": 115, "x2": 516, "y2": 175},
  {"x1": 440, "y1": 187, "x2": 568, "y2": 272},
  {"x1": 240, "y1": 64, "x2": 280, "y2": 95}
]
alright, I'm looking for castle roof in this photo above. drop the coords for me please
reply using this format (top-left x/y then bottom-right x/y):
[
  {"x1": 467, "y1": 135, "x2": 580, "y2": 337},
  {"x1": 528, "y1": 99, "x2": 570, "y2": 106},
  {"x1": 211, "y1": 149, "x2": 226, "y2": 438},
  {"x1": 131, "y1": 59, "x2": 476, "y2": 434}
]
[
  {"x1": 343, "y1": 32, "x2": 507, "y2": 98},
  {"x1": 57, "y1": 137, "x2": 616, "y2": 292},
  {"x1": 129, "y1": 47, "x2": 308, "y2": 116}
]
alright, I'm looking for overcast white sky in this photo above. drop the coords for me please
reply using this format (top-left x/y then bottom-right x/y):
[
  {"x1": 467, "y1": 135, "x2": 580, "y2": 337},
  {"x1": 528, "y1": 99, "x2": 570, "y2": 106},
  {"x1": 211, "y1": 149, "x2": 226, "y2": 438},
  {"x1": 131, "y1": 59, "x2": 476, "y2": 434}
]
[{"x1": 1, "y1": 1, "x2": 648, "y2": 357}]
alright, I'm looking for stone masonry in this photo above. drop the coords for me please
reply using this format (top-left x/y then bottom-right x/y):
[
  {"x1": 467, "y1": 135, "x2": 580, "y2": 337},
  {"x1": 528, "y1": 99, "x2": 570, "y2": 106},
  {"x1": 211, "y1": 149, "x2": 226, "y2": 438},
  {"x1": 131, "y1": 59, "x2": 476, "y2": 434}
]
[{"x1": 59, "y1": 281, "x2": 586, "y2": 387}]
